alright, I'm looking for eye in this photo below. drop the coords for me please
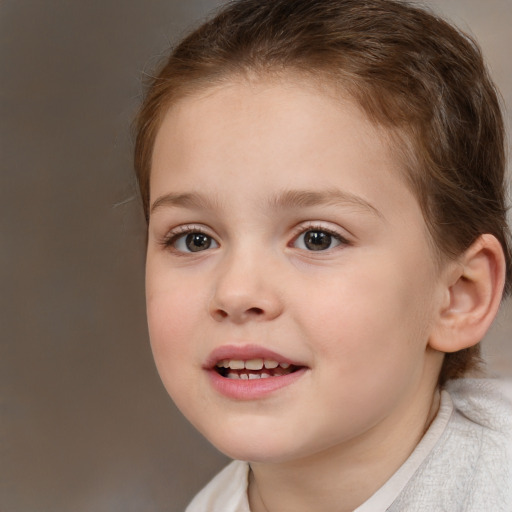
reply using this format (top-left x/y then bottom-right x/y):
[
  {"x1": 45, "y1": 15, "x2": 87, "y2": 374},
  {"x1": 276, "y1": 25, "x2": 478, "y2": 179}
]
[
  {"x1": 293, "y1": 229, "x2": 343, "y2": 251},
  {"x1": 169, "y1": 231, "x2": 219, "y2": 253}
]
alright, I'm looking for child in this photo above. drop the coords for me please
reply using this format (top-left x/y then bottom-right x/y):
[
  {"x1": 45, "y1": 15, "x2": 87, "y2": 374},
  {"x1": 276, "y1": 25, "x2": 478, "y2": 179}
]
[{"x1": 135, "y1": 0, "x2": 512, "y2": 510}]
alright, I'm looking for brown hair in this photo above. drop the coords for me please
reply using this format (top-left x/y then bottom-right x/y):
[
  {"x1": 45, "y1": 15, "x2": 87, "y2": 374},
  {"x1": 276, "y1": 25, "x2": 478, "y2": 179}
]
[{"x1": 134, "y1": 0, "x2": 511, "y2": 383}]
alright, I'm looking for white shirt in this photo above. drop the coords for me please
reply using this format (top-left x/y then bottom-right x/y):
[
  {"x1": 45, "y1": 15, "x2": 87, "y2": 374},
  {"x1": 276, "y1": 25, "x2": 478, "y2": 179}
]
[{"x1": 185, "y1": 379, "x2": 512, "y2": 512}]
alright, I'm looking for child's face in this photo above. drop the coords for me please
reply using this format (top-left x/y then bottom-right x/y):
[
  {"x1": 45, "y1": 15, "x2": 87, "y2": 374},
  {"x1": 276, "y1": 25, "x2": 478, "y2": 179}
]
[{"x1": 146, "y1": 79, "x2": 445, "y2": 463}]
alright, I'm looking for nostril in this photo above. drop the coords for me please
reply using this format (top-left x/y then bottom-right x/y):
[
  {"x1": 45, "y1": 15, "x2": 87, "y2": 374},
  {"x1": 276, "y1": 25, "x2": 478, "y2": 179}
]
[
  {"x1": 210, "y1": 309, "x2": 229, "y2": 321},
  {"x1": 211, "y1": 306, "x2": 265, "y2": 322}
]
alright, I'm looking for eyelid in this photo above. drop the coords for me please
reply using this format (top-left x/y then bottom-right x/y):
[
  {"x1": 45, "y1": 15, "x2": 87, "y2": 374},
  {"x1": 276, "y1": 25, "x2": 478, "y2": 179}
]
[
  {"x1": 160, "y1": 224, "x2": 219, "y2": 251},
  {"x1": 289, "y1": 221, "x2": 351, "y2": 248},
  {"x1": 158, "y1": 221, "x2": 350, "y2": 252}
]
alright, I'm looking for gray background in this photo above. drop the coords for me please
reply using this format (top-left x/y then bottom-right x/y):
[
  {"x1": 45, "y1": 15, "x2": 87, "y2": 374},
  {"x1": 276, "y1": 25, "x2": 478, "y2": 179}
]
[{"x1": 1, "y1": 1, "x2": 511, "y2": 511}]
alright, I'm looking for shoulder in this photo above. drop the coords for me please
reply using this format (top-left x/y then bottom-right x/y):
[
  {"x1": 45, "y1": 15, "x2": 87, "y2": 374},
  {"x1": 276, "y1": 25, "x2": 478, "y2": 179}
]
[
  {"x1": 391, "y1": 378, "x2": 512, "y2": 512},
  {"x1": 185, "y1": 460, "x2": 251, "y2": 512},
  {"x1": 446, "y1": 377, "x2": 512, "y2": 432}
]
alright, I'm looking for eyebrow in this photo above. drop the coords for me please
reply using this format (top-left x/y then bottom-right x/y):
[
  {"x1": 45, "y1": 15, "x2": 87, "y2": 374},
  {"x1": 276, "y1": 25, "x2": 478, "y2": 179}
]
[
  {"x1": 266, "y1": 189, "x2": 384, "y2": 219},
  {"x1": 150, "y1": 188, "x2": 383, "y2": 219},
  {"x1": 150, "y1": 192, "x2": 222, "y2": 214}
]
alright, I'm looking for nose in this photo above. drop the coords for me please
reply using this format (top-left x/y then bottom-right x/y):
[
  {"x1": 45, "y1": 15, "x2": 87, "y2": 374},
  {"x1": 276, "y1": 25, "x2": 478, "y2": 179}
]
[{"x1": 208, "y1": 251, "x2": 284, "y2": 324}]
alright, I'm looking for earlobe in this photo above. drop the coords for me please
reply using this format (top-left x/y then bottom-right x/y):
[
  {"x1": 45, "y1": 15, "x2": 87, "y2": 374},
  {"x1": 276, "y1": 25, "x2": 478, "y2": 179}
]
[{"x1": 429, "y1": 234, "x2": 506, "y2": 353}]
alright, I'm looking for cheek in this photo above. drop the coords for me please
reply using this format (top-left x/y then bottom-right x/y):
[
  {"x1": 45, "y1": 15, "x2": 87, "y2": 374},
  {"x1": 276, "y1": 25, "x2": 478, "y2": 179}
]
[
  {"x1": 145, "y1": 268, "x2": 206, "y2": 385},
  {"x1": 293, "y1": 264, "x2": 434, "y2": 439},
  {"x1": 300, "y1": 255, "x2": 435, "y2": 377},
  {"x1": 145, "y1": 287, "x2": 213, "y2": 425}
]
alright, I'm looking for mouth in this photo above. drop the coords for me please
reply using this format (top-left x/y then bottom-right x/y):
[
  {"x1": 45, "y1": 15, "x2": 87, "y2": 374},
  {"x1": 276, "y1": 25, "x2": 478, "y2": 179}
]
[
  {"x1": 214, "y1": 358, "x2": 301, "y2": 380},
  {"x1": 205, "y1": 345, "x2": 308, "y2": 399}
]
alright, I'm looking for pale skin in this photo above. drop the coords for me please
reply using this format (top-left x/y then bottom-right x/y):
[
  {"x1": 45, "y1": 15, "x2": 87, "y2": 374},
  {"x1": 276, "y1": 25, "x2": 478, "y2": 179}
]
[{"x1": 145, "y1": 77, "x2": 505, "y2": 512}]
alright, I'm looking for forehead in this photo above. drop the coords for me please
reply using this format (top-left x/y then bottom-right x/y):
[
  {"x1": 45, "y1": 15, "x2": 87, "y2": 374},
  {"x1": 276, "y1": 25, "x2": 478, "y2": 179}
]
[
  {"x1": 155, "y1": 79, "x2": 387, "y2": 172},
  {"x1": 151, "y1": 78, "x2": 416, "y2": 214}
]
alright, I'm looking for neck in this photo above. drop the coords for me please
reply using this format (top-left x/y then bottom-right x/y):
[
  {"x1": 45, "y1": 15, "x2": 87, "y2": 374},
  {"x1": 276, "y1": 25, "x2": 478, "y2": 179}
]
[{"x1": 248, "y1": 374, "x2": 441, "y2": 512}]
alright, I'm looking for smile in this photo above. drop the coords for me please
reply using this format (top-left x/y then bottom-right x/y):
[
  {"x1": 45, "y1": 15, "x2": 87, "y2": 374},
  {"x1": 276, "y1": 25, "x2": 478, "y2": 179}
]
[
  {"x1": 215, "y1": 358, "x2": 296, "y2": 379},
  {"x1": 206, "y1": 345, "x2": 308, "y2": 399}
]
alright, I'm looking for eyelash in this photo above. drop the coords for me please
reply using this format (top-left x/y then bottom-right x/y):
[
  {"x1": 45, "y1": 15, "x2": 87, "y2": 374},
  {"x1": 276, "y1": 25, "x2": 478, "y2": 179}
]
[
  {"x1": 161, "y1": 225, "x2": 217, "y2": 253},
  {"x1": 161, "y1": 223, "x2": 350, "y2": 254},
  {"x1": 289, "y1": 223, "x2": 350, "y2": 251}
]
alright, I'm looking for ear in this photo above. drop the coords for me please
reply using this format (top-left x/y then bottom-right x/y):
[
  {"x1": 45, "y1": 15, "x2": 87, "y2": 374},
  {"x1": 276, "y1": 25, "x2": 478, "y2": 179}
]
[{"x1": 429, "y1": 234, "x2": 506, "y2": 353}]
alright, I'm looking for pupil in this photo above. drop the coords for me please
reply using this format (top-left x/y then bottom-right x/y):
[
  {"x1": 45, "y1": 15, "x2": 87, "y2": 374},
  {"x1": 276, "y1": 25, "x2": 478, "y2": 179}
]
[
  {"x1": 186, "y1": 233, "x2": 211, "y2": 252},
  {"x1": 304, "y1": 230, "x2": 331, "y2": 250}
]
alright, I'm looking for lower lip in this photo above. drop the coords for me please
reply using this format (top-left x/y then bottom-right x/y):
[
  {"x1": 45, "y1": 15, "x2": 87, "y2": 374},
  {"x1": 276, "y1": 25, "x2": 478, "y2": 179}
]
[{"x1": 207, "y1": 368, "x2": 308, "y2": 400}]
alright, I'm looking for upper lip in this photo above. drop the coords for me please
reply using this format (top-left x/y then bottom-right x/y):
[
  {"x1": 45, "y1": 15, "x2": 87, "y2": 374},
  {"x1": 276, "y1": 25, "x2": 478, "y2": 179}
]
[{"x1": 204, "y1": 344, "x2": 305, "y2": 369}]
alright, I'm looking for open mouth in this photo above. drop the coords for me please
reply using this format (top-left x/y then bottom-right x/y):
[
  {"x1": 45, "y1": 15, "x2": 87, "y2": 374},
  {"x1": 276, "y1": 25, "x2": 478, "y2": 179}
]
[{"x1": 215, "y1": 358, "x2": 302, "y2": 380}]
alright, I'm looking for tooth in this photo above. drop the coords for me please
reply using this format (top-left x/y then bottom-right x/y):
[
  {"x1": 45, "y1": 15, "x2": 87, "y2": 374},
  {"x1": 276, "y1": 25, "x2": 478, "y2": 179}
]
[
  {"x1": 227, "y1": 372, "x2": 240, "y2": 379},
  {"x1": 264, "y1": 360, "x2": 279, "y2": 369},
  {"x1": 248, "y1": 373, "x2": 260, "y2": 380},
  {"x1": 245, "y1": 358, "x2": 264, "y2": 370},
  {"x1": 240, "y1": 373, "x2": 249, "y2": 380},
  {"x1": 222, "y1": 360, "x2": 230, "y2": 368},
  {"x1": 261, "y1": 372, "x2": 271, "y2": 379},
  {"x1": 280, "y1": 362, "x2": 290, "y2": 369},
  {"x1": 229, "y1": 360, "x2": 244, "y2": 370}
]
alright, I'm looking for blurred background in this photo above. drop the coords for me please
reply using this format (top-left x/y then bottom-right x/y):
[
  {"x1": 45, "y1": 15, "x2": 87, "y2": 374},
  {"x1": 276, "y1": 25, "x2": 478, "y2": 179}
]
[{"x1": 1, "y1": 1, "x2": 511, "y2": 510}]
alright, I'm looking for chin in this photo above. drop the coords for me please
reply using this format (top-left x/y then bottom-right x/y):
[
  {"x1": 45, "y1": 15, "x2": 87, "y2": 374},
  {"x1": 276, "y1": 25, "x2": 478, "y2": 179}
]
[
  {"x1": 193, "y1": 421, "x2": 293, "y2": 462},
  {"x1": 201, "y1": 422, "x2": 322, "y2": 464}
]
